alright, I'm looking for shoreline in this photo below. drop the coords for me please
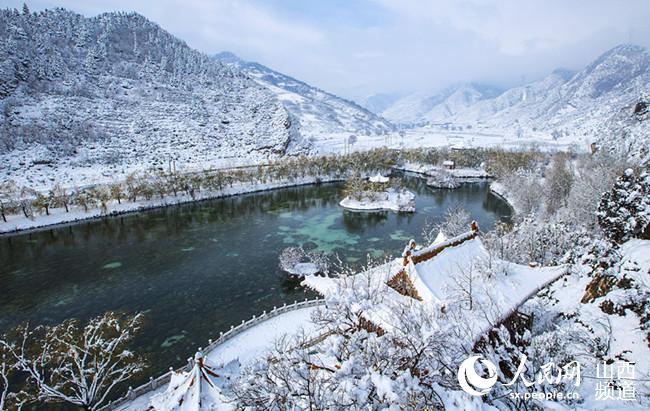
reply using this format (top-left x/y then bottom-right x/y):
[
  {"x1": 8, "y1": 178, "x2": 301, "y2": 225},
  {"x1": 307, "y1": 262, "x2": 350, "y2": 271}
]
[
  {"x1": 488, "y1": 180, "x2": 520, "y2": 216},
  {"x1": 1, "y1": 165, "x2": 517, "y2": 237},
  {"x1": 0, "y1": 175, "x2": 346, "y2": 237}
]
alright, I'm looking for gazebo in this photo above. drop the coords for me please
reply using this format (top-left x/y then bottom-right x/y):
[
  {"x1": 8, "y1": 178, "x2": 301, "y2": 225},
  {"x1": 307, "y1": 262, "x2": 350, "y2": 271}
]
[{"x1": 149, "y1": 351, "x2": 236, "y2": 411}]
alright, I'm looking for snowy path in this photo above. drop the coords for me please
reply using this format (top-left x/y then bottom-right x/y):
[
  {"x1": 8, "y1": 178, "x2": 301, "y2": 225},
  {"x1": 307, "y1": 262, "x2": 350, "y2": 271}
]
[
  {"x1": 206, "y1": 306, "x2": 319, "y2": 365},
  {"x1": 114, "y1": 306, "x2": 319, "y2": 411}
]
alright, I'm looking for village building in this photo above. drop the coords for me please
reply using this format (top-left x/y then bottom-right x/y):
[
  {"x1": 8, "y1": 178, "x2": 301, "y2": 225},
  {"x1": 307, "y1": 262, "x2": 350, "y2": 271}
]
[{"x1": 442, "y1": 160, "x2": 456, "y2": 170}]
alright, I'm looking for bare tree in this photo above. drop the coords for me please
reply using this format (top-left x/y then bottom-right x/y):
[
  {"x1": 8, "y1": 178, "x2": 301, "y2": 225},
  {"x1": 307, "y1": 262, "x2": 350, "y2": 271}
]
[
  {"x1": 422, "y1": 204, "x2": 470, "y2": 243},
  {"x1": 451, "y1": 263, "x2": 478, "y2": 310},
  {"x1": 32, "y1": 192, "x2": 51, "y2": 216},
  {"x1": 0, "y1": 355, "x2": 28, "y2": 411},
  {"x1": 109, "y1": 183, "x2": 124, "y2": 204},
  {"x1": 0, "y1": 312, "x2": 146, "y2": 411},
  {"x1": 0, "y1": 180, "x2": 18, "y2": 222},
  {"x1": 49, "y1": 184, "x2": 70, "y2": 213},
  {"x1": 544, "y1": 152, "x2": 574, "y2": 215}
]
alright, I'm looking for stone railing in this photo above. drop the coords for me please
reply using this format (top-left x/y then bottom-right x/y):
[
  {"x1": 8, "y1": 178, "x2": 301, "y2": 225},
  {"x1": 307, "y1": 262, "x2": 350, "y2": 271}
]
[{"x1": 102, "y1": 298, "x2": 325, "y2": 411}]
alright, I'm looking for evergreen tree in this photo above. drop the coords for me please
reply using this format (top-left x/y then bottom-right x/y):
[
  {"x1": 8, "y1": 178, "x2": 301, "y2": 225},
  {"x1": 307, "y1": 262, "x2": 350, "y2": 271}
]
[{"x1": 596, "y1": 169, "x2": 650, "y2": 244}]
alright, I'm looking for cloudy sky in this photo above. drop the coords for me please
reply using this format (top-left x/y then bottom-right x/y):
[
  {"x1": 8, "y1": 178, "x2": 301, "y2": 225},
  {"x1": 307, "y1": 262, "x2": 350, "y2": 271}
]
[{"x1": 5, "y1": 0, "x2": 650, "y2": 99}]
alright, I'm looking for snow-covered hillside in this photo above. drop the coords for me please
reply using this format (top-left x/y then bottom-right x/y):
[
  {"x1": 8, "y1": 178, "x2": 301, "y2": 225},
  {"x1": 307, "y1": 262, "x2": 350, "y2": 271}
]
[
  {"x1": 381, "y1": 45, "x2": 650, "y2": 155},
  {"x1": 455, "y1": 45, "x2": 649, "y2": 133},
  {"x1": 381, "y1": 83, "x2": 502, "y2": 125},
  {"x1": 214, "y1": 51, "x2": 394, "y2": 143},
  {"x1": 356, "y1": 92, "x2": 403, "y2": 115},
  {"x1": 0, "y1": 8, "x2": 299, "y2": 189},
  {"x1": 597, "y1": 92, "x2": 650, "y2": 164}
]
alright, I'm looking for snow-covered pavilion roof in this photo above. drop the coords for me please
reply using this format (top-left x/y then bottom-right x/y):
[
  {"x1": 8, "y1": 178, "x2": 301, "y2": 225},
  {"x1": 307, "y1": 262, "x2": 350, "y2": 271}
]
[
  {"x1": 303, "y1": 226, "x2": 568, "y2": 339},
  {"x1": 149, "y1": 352, "x2": 237, "y2": 411}
]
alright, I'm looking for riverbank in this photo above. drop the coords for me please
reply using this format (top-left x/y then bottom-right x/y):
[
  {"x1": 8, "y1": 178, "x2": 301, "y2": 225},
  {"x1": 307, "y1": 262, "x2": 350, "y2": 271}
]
[
  {"x1": 489, "y1": 180, "x2": 521, "y2": 216},
  {"x1": 0, "y1": 174, "x2": 350, "y2": 235},
  {"x1": 393, "y1": 162, "x2": 491, "y2": 180},
  {"x1": 393, "y1": 162, "x2": 519, "y2": 216}
]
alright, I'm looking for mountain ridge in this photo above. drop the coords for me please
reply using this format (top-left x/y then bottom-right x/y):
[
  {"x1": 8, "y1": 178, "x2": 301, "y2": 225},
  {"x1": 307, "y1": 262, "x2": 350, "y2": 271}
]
[
  {"x1": 380, "y1": 44, "x2": 650, "y2": 135},
  {"x1": 214, "y1": 51, "x2": 395, "y2": 140},
  {"x1": 0, "y1": 7, "x2": 301, "y2": 188}
]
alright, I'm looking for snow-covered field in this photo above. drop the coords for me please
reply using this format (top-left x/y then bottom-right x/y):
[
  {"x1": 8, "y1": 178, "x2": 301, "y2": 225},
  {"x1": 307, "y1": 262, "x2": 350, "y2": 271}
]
[{"x1": 312, "y1": 127, "x2": 586, "y2": 157}]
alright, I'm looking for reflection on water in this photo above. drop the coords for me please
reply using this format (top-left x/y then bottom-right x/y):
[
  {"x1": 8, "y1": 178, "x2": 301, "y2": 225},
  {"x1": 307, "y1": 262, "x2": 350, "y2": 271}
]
[{"x1": 0, "y1": 175, "x2": 511, "y2": 385}]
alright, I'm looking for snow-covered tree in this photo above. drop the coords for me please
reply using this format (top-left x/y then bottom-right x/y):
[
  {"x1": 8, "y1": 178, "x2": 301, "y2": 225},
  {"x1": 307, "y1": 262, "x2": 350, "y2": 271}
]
[
  {"x1": 279, "y1": 246, "x2": 329, "y2": 276},
  {"x1": 232, "y1": 260, "x2": 482, "y2": 410},
  {"x1": 483, "y1": 214, "x2": 579, "y2": 265},
  {"x1": 49, "y1": 184, "x2": 70, "y2": 213},
  {"x1": 562, "y1": 153, "x2": 627, "y2": 229},
  {"x1": 0, "y1": 312, "x2": 146, "y2": 411},
  {"x1": 0, "y1": 359, "x2": 9, "y2": 410},
  {"x1": 596, "y1": 168, "x2": 650, "y2": 244},
  {"x1": 544, "y1": 152, "x2": 573, "y2": 215},
  {"x1": 0, "y1": 180, "x2": 18, "y2": 222},
  {"x1": 31, "y1": 191, "x2": 51, "y2": 216},
  {"x1": 422, "y1": 204, "x2": 470, "y2": 243}
]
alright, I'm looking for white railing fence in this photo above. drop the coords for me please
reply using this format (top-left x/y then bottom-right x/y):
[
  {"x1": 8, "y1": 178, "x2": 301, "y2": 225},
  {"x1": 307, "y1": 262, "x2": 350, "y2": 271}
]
[{"x1": 103, "y1": 298, "x2": 325, "y2": 411}]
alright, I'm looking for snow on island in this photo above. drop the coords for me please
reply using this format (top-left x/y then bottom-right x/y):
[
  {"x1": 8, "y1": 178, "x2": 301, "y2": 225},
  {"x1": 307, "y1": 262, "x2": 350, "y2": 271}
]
[
  {"x1": 368, "y1": 173, "x2": 390, "y2": 183},
  {"x1": 279, "y1": 247, "x2": 329, "y2": 278},
  {"x1": 340, "y1": 188, "x2": 416, "y2": 213},
  {"x1": 426, "y1": 172, "x2": 461, "y2": 189}
]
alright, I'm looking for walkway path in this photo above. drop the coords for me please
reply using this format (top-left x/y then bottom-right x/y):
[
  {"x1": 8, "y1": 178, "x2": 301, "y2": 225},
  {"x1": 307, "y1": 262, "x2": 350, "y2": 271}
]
[{"x1": 112, "y1": 304, "x2": 322, "y2": 410}]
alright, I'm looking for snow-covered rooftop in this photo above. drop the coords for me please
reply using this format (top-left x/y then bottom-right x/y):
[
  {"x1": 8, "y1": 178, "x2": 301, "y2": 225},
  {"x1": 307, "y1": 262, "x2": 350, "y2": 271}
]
[
  {"x1": 149, "y1": 351, "x2": 235, "y2": 411},
  {"x1": 303, "y1": 229, "x2": 568, "y2": 339}
]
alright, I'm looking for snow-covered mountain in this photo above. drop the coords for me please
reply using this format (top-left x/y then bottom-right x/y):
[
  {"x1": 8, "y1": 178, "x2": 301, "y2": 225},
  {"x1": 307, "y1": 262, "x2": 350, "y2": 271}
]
[
  {"x1": 455, "y1": 45, "x2": 650, "y2": 133},
  {"x1": 382, "y1": 45, "x2": 650, "y2": 144},
  {"x1": 598, "y1": 92, "x2": 650, "y2": 164},
  {"x1": 381, "y1": 83, "x2": 502, "y2": 124},
  {"x1": 214, "y1": 52, "x2": 394, "y2": 141},
  {"x1": 355, "y1": 92, "x2": 403, "y2": 115},
  {"x1": 0, "y1": 8, "x2": 303, "y2": 188}
]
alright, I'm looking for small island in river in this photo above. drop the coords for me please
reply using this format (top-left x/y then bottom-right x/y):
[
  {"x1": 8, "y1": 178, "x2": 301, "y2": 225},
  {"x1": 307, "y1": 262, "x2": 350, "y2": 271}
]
[{"x1": 339, "y1": 174, "x2": 416, "y2": 212}]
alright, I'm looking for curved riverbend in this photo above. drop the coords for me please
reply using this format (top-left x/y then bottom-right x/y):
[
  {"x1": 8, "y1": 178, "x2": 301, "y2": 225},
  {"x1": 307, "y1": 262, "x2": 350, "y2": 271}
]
[{"x1": 0, "y1": 174, "x2": 511, "y2": 388}]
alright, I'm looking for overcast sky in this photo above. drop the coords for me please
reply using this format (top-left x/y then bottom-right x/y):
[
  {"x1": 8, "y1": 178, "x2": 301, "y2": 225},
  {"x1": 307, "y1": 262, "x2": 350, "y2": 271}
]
[{"x1": 5, "y1": 0, "x2": 650, "y2": 99}]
